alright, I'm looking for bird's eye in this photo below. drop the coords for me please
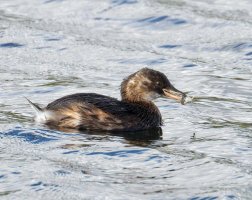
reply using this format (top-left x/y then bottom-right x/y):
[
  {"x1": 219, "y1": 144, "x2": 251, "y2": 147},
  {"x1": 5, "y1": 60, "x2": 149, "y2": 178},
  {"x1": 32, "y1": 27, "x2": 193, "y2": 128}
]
[{"x1": 156, "y1": 82, "x2": 161, "y2": 86}]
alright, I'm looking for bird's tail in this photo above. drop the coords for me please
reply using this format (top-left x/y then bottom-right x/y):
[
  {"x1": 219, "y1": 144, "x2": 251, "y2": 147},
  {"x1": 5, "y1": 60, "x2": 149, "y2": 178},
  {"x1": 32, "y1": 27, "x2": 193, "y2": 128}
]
[
  {"x1": 25, "y1": 97, "x2": 54, "y2": 124},
  {"x1": 25, "y1": 97, "x2": 43, "y2": 114}
]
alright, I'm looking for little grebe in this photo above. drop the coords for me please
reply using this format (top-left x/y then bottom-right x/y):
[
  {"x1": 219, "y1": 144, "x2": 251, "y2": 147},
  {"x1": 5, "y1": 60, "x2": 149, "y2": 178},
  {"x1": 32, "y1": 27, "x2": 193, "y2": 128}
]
[{"x1": 27, "y1": 68, "x2": 186, "y2": 131}]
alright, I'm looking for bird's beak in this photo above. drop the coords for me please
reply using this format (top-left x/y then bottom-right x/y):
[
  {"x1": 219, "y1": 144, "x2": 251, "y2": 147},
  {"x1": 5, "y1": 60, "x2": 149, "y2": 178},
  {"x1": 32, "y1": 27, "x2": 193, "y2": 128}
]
[{"x1": 162, "y1": 86, "x2": 186, "y2": 105}]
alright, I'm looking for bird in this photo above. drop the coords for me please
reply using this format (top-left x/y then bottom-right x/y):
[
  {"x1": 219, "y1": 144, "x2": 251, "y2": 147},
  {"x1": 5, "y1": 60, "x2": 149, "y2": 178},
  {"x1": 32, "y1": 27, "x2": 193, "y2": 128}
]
[{"x1": 27, "y1": 68, "x2": 186, "y2": 132}]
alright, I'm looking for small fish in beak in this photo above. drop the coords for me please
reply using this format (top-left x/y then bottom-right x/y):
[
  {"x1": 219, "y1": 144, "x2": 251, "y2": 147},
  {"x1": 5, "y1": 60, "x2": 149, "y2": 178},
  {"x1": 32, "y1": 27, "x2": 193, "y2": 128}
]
[{"x1": 162, "y1": 86, "x2": 187, "y2": 105}]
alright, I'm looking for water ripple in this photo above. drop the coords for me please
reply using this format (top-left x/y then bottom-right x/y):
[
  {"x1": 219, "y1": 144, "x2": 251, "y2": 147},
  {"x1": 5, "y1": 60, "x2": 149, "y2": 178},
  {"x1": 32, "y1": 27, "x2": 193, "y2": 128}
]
[
  {"x1": 0, "y1": 43, "x2": 24, "y2": 48},
  {"x1": 86, "y1": 149, "x2": 148, "y2": 157},
  {"x1": 2, "y1": 128, "x2": 59, "y2": 144}
]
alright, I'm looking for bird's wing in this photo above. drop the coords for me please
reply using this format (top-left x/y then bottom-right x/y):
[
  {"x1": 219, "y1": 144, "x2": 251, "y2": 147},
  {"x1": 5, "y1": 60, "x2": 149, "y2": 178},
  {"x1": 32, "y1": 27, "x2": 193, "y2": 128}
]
[{"x1": 45, "y1": 93, "x2": 142, "y2": 130}]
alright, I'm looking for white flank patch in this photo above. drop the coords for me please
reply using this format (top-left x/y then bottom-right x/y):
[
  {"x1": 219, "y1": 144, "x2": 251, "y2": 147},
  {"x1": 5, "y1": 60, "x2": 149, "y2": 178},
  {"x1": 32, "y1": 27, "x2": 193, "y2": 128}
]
[{"x1": 35, "y1": 110, "x2": 55, "y2": 123}]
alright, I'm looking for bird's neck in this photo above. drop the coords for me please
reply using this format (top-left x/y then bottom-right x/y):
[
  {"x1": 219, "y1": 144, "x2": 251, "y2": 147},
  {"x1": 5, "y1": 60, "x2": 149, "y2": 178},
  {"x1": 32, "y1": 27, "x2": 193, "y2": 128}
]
[{"x1": 122, "y1": 97, "x2": 162, "y2": 126}]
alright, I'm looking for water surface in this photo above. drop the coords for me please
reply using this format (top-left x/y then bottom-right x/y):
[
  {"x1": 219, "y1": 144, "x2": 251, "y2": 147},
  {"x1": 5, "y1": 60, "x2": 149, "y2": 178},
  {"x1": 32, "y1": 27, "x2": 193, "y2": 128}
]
[{"x1": 0, "y1": 0, "x2": 252, "y2": 199}]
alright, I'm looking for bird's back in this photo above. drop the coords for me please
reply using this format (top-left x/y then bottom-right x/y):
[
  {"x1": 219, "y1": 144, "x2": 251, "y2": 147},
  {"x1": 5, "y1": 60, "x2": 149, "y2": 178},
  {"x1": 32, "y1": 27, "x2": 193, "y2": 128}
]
[{"x1": 45, "y1": 93, "x2": 162, "y2": 131}]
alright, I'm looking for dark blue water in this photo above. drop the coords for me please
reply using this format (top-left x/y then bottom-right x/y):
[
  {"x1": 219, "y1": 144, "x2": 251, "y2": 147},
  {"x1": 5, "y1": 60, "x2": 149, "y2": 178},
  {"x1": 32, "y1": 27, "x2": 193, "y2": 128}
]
[{"x1": 0, "y1": 0, "x2": 252, "y2": 199}]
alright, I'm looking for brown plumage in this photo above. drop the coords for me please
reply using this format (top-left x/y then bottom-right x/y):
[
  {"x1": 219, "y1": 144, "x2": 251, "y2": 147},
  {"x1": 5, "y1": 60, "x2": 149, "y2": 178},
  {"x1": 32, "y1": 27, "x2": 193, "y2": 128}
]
[{"x1": 27, "y1": 68, "x2": 186, "y2": 131}]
